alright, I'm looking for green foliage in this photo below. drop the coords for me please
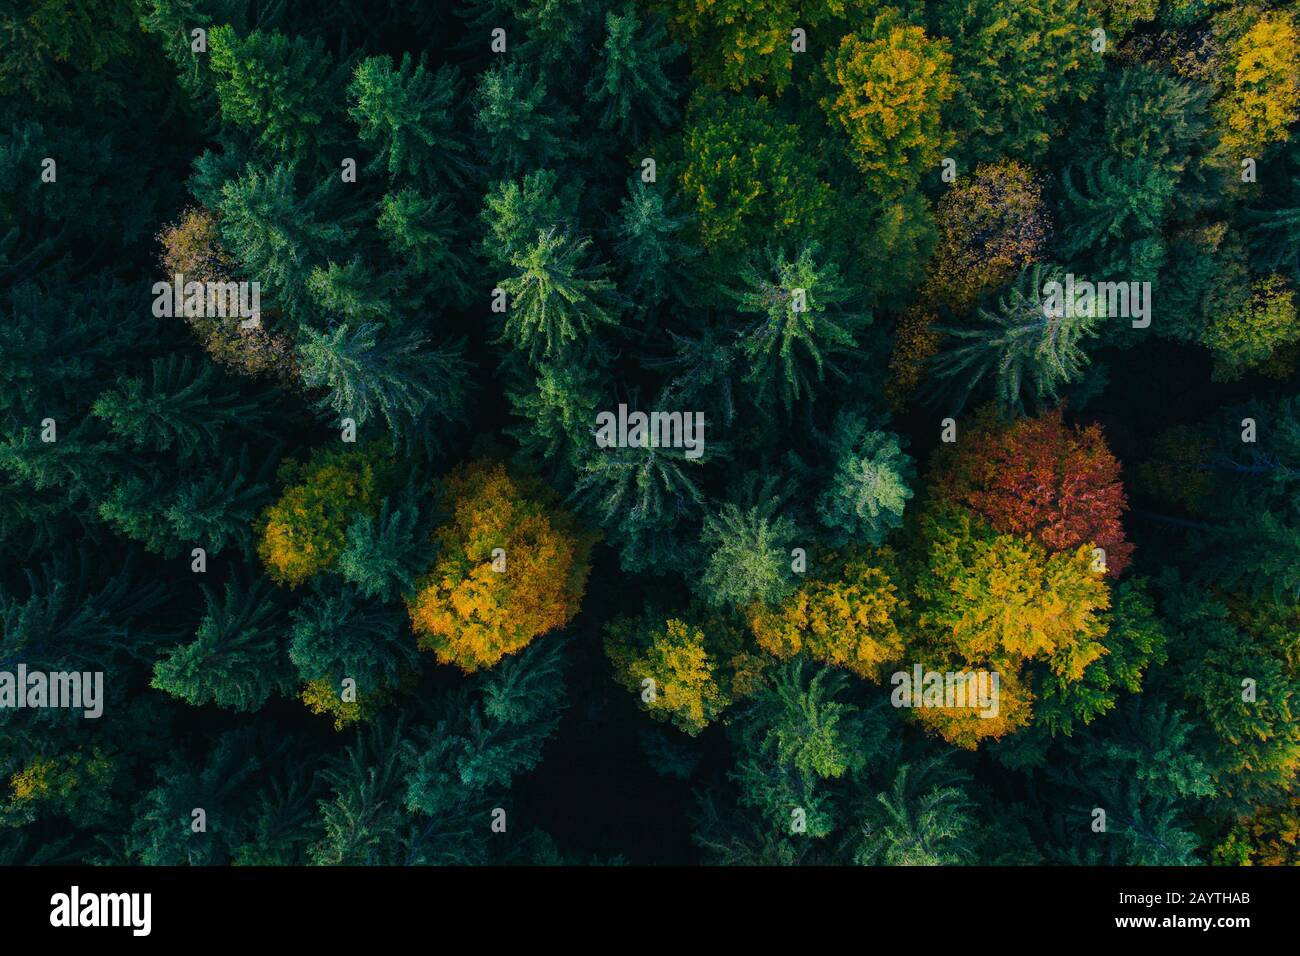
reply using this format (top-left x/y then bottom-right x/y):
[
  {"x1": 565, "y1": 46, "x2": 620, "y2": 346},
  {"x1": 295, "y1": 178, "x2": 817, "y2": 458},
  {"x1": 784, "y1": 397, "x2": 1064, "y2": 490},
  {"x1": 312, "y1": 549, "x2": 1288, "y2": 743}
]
[
  {"x1": 497, "y1": 229, "x2": 622, "y2": 366},
  {"x1": 585, "y1": 6, "x2": 682, "y2": 141},
  {"x1": 152, "y1": 576, "x2": 294, "y2": 712},
  {"x1": 933, "y1": 0, "x2": 1101, "y2": 163},
  {"x1": 297, "y1": 323, "x2": 472, "y2": 454},
  {"x1": 697, "y1": 500, "x2": 799, "y2": 610},
  {"x1": 930, "y1": 263, "x2": 1098, "y2": 413},
  {"x1": 472, "y1": 63, "x2": 573, "y2": 175},
  {"x1": 349, "y1": 54, "x2": 471, "y2": 188},
  {"x1": 815, "y1": 411, "x2": 914, "y2": 545},
  {"x1": 727, "y1": 242, "x2": 868, "y2": 411},
  {"x1": 208, "y1": 26, "x2": 348, "y2": 157},
  {"x1": 8, "y1": 0, "x2": 1300, "y2": 872}
]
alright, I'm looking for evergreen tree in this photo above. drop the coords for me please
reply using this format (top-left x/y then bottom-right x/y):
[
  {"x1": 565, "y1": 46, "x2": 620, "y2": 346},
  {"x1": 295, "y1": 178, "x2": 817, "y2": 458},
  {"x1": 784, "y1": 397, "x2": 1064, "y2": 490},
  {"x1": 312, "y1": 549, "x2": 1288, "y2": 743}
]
[
  {"x1": 297, "y1": 323, "x2": 473, "y2": 453},
  {"x1": 584, "y1": 5, "x2": 682, "y2": 142},
  {"x1": 929, "y1": 263, "x2": 1098, "y2": 413},
  {"x1": 349, "y1": 54, "x2": 472, "y2": 188},
  {"x1": 152, "y1": 575, "x2": 294, "y2": 712},
  {"x1": 497, "y1": 228, "x2": 622, "y2": 366},
  {"x1": 727, "y1": 242, "x2": 867, "y2": 412}
]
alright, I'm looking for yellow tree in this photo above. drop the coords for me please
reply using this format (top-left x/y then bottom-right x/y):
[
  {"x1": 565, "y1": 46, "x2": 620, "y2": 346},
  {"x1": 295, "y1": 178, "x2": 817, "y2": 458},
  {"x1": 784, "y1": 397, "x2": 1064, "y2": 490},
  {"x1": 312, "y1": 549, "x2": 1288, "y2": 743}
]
[
  {"x1": 407, "y1": 460, "x2": 593, "y2": 672},
  {"x1": 906, "y1": 508, "x2": 1111, "y2": 748},
  {"x1": 257, "y1": 442, "x2": 396, "y2": 587},
  {"x1": 606, "y1": 617, "x2": 730, "y2": 736},
  {"x1": 1219, "y1": 9, "x2": 1300, "y2": 155},
  {"x1": 749, "y1": 549, "x2": 907, "y2": 680},
  {"x1": 820, "y1": 10, "x2": 954, "y2": 195}
]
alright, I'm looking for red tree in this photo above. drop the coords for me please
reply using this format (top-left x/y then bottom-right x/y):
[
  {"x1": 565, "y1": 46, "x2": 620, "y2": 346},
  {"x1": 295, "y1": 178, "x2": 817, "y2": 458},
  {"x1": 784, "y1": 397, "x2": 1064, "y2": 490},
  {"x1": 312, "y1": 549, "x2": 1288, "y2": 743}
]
[{"x1": 930, "y1": 407, "x2": 1134, "y2": 576}]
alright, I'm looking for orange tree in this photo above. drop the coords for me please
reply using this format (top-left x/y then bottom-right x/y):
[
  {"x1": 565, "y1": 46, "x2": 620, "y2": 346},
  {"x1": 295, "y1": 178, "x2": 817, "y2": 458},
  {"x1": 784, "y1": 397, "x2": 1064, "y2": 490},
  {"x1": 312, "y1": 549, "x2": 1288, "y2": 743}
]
[{"x1": 407, "y1": 459, "x2": 593, "y2": 672}]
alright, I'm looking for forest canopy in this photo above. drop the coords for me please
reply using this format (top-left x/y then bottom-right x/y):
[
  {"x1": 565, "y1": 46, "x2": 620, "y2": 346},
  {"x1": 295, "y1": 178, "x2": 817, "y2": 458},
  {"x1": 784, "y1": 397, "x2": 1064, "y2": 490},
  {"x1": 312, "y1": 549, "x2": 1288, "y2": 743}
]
[{"x1": 0, "y1": 0, "x2": 1297, "y2": 869}]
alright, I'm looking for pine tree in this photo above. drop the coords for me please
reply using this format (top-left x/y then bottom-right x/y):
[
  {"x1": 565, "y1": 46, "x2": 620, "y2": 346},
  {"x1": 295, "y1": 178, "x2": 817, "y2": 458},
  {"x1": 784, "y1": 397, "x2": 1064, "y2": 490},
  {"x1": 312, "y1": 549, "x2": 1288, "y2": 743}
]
[
  {"x1": 297, "y1": 323, "x2": 472, "y2": 454},
  {"x1": 91, "y1": 355, "x2": 270, "y2": 462},
  {"x1": 472, "y1": 63, "x2": 573, "y2": 175},
  {"x1": 288, "y1": 580, "x2": 419, "y2": 696},
  {"x1": 152, "y1": 575, "x2": 294, "y2": 712},
  {"x1": 570, "y1": 434, "x2": 706, "y2": 574},
  {"x1": 696, "y1": 500, "x2": 799, "y2": 610},
  {"x1": 479, "y1": 169, "x2": 580, "y2": 271},
  {"x1": 727, "y1": 242, "x2": 867, "y2": 411},
  {"x1": 929, "y1": 263, "x2": 1098, "y2": 413},
  {"x1": 217, "y1": 162, "x2": 358, "y2": 322},
  {"x1": 336, "y1": 487, "x2": 441, "y2": 602},
  {"x1": 207, "y1": 26, "x2": 348, "y2": 158},
  {"x1": 856, "y1": 758, "x2": 977, "y2": 865},
  {"x1": 584, "y1": 5, "x2": 682, "y2": 142},
  {"x1": 348, "y1": 54, "x2": 472, "y2": 188},
  {"x1": 731, "y1": 662, "x2": 881, "y2": 840},
  {"x1": 613, "y1": 177, "x2": 698, "y2": 315},
  {"x1": 497, "y1": 228, "x2": 622, "y2": 366},
  {"x1": 377, "y1": 189, "x2": 476, "y2": 306},
  {"x1": 306, "y1": 258, "x2": 412, "y2": 326}
]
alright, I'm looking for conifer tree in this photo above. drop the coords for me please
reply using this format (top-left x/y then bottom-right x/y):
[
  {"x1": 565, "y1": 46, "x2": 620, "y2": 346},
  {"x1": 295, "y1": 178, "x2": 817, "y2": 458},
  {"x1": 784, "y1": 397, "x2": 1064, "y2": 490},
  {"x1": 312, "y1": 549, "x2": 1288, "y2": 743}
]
[
  {"x1": 929, "y1": 263, "x2": 1098, "y2": 413},
  {"x1": 297, "y1": 323, "x2": 472, "y2": 453},
  {"x1": 585, "y1": 5, "x2": 682, "y2": 142},
  {"x1": 349, "y1": 54, "x2": 472, "y2": 188},
  {"x1": 152, "y1": 575, "x2": 294, "y2": 712},
  {"x1": 727, "y1": 242, "x2": 867, "y2": 411},
  {"x1": 497, "y1": 228, "x2": 622, "y2": 366}
]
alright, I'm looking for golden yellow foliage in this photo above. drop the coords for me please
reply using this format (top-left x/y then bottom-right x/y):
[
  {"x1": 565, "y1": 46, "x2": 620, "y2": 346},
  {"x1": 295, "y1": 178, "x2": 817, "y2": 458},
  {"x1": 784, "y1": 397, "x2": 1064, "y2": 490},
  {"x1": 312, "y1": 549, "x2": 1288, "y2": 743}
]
[
  {"x1": 607, "y1": 617, "x2": 730, "y2": 736},
  {"x1": 885, "y1": 307, "x2": 942, "y2": 408},
  {"x1": 1219, "y1": 10, "x2": 1300, "y2": 154},
  {"x1": 749, "y1": 551, "x2": 907, "y2": 681},
  {"x1": 910, "y1": 660, "x2": 1035, "y2": 748},
  {"x1": 907, "y1": 509, "x2": 1112, "y2": 748},
  {"x1": 5, "y1": 750, "x2": 111, "y2": 811},
  {"x1": 407, "y1": 460, "x2": 593, "y2": 672},
  {"x1": 821, "y1": 12, "x2": 955, "y2": 193},
  {"x1": 300, "y1": 678, "x2": 367, "y2": 730},
  {"x1": 8, "y1": 757, "x2": 57, "y2": 803},
  {"x1": 1213, "y1": 796, "x2": 1300, "y2": 865}
]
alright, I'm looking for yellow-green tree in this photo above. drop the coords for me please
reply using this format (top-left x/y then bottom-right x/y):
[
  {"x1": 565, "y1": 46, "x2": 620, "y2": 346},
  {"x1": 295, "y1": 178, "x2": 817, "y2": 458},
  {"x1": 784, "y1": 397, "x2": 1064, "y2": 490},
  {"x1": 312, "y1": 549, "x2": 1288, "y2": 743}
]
[
  {"x1": 678, "y1": 88, "x2": 835, "y2": 257},
  {"x1": 606, "y1": 611, "x2": 765, "y2": 735},
  {"x1": 656, "y1": 0, "x2": 846, "y2": 92},
  {"x1": 820, "y1": 10, "x2": 954, "y2": 195},
  {"x1": 749, "y1": 549, "x2": 907, "y2": 680},
  {"x1": 907, "y1": 508, "x2": 1112, "y2": 748},
  {"x1": 407, "y1": 460, "x2": 593, "y2": 672},
  {"x1": 1201, "y1": 273, "x2": 1299, "y2": 381},
  {"x1": 1218, "y1": 9, "x2": 1300, "y2": 155},
  {"x1": 257, "y1": 443, "x2": 396, "y2": 587}
]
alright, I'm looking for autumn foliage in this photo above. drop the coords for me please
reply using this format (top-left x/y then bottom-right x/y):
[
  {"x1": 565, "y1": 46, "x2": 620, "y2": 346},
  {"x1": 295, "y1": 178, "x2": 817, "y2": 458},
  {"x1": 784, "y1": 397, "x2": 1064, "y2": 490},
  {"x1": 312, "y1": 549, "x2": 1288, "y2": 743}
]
[
  {"x1": 929, "y1": 407, "x2": 1134, "y2": 577},
  {"x1": 748, "y1": 549, "x2": 906, "y2": 681},
  {"x1": 407, "y1": 459, "x2": 593, "y2": 672},
  {"x1": 908, "y1": 508, "x2": 1111, "y2": 747},
  {"x1": 257, "y1": 443, "x2": 396, "y2": 586}
]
